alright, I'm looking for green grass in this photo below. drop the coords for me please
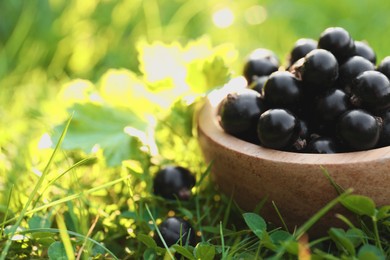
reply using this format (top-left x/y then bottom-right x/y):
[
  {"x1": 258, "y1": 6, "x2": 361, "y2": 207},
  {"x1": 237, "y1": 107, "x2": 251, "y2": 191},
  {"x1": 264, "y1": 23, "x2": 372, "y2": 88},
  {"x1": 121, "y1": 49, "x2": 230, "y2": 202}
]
[{"x1": 1, "y1": 0, "x2": 390, "y2": 258}]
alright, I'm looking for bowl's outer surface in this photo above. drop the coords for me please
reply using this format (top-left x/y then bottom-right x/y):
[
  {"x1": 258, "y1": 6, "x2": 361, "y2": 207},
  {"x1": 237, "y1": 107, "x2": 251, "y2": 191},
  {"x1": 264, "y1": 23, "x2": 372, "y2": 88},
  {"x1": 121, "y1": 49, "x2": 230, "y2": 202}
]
[{"x1": 197, "y1": 97, "x2": 390, "y2": 235}]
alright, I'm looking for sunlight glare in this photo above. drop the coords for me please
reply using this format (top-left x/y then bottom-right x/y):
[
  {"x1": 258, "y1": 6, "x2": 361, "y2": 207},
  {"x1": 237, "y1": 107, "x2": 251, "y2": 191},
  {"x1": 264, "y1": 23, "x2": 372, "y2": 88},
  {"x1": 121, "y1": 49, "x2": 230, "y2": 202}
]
[
  {"x1": 59, "y1": 79, "x2": 94, "y2": 104},
  {"x1": 244, "y1": 5, "x2": 267, "y2": 25},
  {"x1": 38, "y1": 133, "x2": 53, "y2": 149},
  {"x1": 207, "y1": 76, "x2": 247, "y2": 107},
  {"x1": 213, "y1": 7, "x2": 235, "y2": 29}
]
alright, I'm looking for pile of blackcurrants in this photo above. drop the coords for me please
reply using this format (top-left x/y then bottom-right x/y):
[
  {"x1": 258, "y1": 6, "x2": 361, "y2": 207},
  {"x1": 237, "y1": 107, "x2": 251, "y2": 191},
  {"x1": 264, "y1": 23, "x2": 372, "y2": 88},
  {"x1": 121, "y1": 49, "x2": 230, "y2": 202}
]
[{"x1": 218, "y1": 27, "x2": 390, "y2": 153}]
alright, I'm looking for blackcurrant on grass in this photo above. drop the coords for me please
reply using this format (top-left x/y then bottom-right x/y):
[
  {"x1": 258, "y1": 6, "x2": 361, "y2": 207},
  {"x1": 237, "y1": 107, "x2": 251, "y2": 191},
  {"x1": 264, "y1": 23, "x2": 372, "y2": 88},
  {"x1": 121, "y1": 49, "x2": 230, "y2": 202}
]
[
  {"x1": 262, "y1": 71, "x2": 303, "y2": 111},
  {"x1": 288, "y1": 38, "x2": 317, "y2": 68},
  {"x1": 350, "y1": 70, "x2": 390, "y2": 112},
  {"x1": 243, "y1": 48, "x2": 279, "y2": 84},
  {"x1": 153, "y1": 166, "x2": 196, "y2": 200},
  {"x1": 257, "y1": 109, "x2": 302, "y2": 150},
  {"x1": 337, "y1": 109, "x2": 381, "y2": 151},
  {"x1": 218, "y1": 89, "x2": 265, "y2": 142},
  {"x1": 305, "y1": 136, "x2": 341, "y2": 154},
  {"x1": 377, "y1": 56, "x2": 390, "y2": 80},
  {"x1": 248, "y1": 75, "x2": 269, "y2": 94},
  {"x1": 354, "y1": 41, "x2": 376, "y2": 64},
  {"x1": 154, "y1": 217, "x2": 196, "y2": 247},
  {"x1": 338, "y1": 56, "x2": 375, "y2": 93},
  {"x1": 299, "y1": 49, "x2": 338, "y2": 93},
  {"x1": 318, "y1": 27, "x2": 355, "y2": 63}
]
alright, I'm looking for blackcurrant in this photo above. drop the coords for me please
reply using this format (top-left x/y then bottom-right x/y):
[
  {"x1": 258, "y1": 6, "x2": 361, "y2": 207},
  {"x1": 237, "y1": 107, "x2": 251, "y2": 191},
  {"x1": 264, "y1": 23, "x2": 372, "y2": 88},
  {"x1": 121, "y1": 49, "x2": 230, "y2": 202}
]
[
  {"x1": 354, "y1": 41, "x2": 376, "y2": 64},
  {"x1": 350, "y1": 70, "x2": 390, "y2": 112},
  {"x1": 315, "y1": 88, "x2": 351, "y2": 124},
  {"x1": 257, "y1": 109, "x2": 301, "y2": 150},
  {"x1": 288, "y1": 38, "x2": 317, "y2": 68},
  {"x1": 248, "y1": 75, "x2": 269, "y2": 94},
  {"x1": 378, "y1": 109, "x2": 390, "y2": 147},
  {"x1": 377, "y1": 56, "x2": 390, "y2": 80},
  {"x1": 262, "y1": 71, "x2": 303, "y2": 111},
  {"x1": 317, "y1": 27, "x2": 355, "y2": 63},
  {"x1": 338, "y1": 56, "x2": 375, "y2": 93},
  {"x1": 243, "y1": 48, "x2": 279, "y2": 84},
  {"x1": 218, "y1": 89, "x2": 265, "y2": 142},
  {"x1": 305, "y1": 136, "x2": 341, "y2": 154},
  {"x1": 153, "y1": 166, "x2": 196, "y2": 200},
  {"x1": 154, "y1": 217, "x2": 196, "y2": 247},
  {"x1": 337, "y1": 109, "x2": 381, "y2": 151},
  {"x1": 299, "y1": 49, "x2": 339, "y2": 93}
]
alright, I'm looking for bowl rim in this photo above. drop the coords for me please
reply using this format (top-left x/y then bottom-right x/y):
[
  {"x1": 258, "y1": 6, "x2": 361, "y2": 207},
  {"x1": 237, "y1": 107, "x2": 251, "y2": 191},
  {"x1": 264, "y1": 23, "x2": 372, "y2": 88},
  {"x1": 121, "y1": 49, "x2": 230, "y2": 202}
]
[{"x1": 198, "y1": 92, "x2": 390, "y2": 166}]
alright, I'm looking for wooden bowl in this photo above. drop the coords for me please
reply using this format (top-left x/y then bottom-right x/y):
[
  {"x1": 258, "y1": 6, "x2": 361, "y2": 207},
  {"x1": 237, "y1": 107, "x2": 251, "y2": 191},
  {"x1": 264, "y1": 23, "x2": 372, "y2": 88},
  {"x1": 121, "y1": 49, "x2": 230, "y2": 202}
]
[{"x1": 197, "y1": 87, "x2": 390, "y2": 235}]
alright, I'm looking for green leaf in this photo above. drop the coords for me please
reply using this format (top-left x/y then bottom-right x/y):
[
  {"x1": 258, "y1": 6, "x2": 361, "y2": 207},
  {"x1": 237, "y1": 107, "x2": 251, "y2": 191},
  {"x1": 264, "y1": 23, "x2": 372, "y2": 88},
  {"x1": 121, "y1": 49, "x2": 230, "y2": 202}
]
[
  {"x1": 194, "y1": 242, "x2": 215, "y2": 260},
  {"x1": 261, "y1": 231, "x2": 277, "y2": 251},
  {"x1": 328, "y1": 228, "x2": 355, "y2": 256},
  {"x1": 243, "y1": 213, "x2": 267, "y2": 239},
  {"x1": 281, "y1": 239, "x2": 299, "y2": 255},
  {"x1": 202, "y1": 56, "x2": 230, "y2": 90},
  {"x1": 340, "y1": 194, "x2": 376, "y2": 216},
  {"x1": 270, "y1": 230, "x2": 293, "y2": 245},
  {"x1": 137, "y1": 233, "x2": 157, "y2": 249},
  {"x1": 28, "y1": 214, "x2": 51, "y2": 229},
  {"x1": 345, "y1": 228, "x2": 364, "y2": 247},
  {"x1": 172, "y1": 244, "x2": 195, "y2": 260},
  {"x1": 47, "y1": 241, "x2": 68, "y2": 260},
  {"x1": 376, "y1": 205, "x2": 390, "y2": 220},
  {"x1": 358, "y1": 244, "x2": 385, "y2": 260},
  {"x1": 31, "y1": 232, "x2": 56, "y2": 247},
  {"x1": 53, "y1": 103, "x2": 148, "y2": 166},
  {"x1": 143, "y1": 248, "x2": 158, "y2": 260}
]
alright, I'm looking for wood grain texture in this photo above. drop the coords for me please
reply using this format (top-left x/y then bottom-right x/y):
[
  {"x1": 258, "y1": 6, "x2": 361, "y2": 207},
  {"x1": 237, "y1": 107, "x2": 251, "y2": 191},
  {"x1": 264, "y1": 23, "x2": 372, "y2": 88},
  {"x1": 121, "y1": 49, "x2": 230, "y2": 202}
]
[{"x1": 197, "y1": 97, "x2": 390, "y2": 236}]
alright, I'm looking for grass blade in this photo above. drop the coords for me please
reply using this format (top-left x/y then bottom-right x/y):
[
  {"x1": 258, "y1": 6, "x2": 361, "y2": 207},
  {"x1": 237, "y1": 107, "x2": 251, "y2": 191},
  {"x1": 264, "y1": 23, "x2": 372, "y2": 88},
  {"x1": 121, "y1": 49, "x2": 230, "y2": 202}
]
[
  {"x1": 321, "y1": 166, "x2": 345, "y2": 195},
  {"x1": 295, "y1": 188, "x2": 353, "y2": 239},
  {"x1": 272, "y1": 201, "x2": 289, "y2": 233},
  {"x1": 0, "y1": 185, "x2": 13, "y2": 237},
  {"x1": 145, "y1": 204, "x2": 174, "y2": 260},
  {"x1": 1, "y1": 175, "x2": 130, "y2": 227},
  {"x1": 0, "y1": 115, "x2": 72, "y2": 260},
  {"x1": 16, "y1": 228, "x2": 118, "y2": 259},
  {"x1": 56, "y1": 214, "x2": 75, "y2": 260}
]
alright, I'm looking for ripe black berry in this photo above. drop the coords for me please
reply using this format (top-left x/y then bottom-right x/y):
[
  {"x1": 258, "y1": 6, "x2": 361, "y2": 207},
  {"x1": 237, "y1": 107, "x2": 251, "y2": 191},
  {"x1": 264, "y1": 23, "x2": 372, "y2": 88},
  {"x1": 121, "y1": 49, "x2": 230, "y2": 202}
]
[
  {"x1": 262, "y1": 71, "x2": 303, "y2": 111},
  {"x1": 317, "y1": 27, "x2": 355, "y2": 63},
  {"x1": 354, "y1": 41, "x2": 376, "y2": 64},
  {"x1": 315, "y1": 88, "x2": 351, "y2": 124},
  {"x1": 350, "y1": 70, "x2": 390, "y2": 112},
  {"x1": 248, "y1": 75, "x2": 269, "y2": 94},
  {"x1": 299, "y1": 49, "x2": 339, "y2": 93},
  {"x1": 377, "y1": 56, "x2": 390, "y2": 80},
  {"x1": 378, "y1": 109, "x2": 390, "y2": 147},
  {"x1": 218, "y1": 90, "x2": 265, "y2": 142},
  {"x1": 288, "y1": 38, "x2": 317, "y2": 68},
  {"x1": 243, "y1": 48, "x2": 279, "y2": 84},
  {"x1": 257, "y1": 109, "x2": 301, "y2": 150},
  {"x1": 305, "y1": 136, "x2": 341, "y2": 154},
  {"x1": 337, "y1": 109, "x2": 381, "y2": 151},
  {"x1": 154, "y1": 217, "x2": 196, "y2": 247},
  {"x1": 153, "y1": 166, "x2": 196, "y2": 200},
  {"x1": 338, "y1": 56, "x2": 375, "y2": 93}
]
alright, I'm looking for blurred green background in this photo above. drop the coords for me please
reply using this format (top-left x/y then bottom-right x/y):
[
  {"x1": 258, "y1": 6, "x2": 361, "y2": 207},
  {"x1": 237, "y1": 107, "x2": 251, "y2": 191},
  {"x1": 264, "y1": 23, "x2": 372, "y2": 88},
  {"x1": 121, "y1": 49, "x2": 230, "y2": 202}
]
[{"x1": 2, "y1": 0, "x2": 390, "y2": 82}]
